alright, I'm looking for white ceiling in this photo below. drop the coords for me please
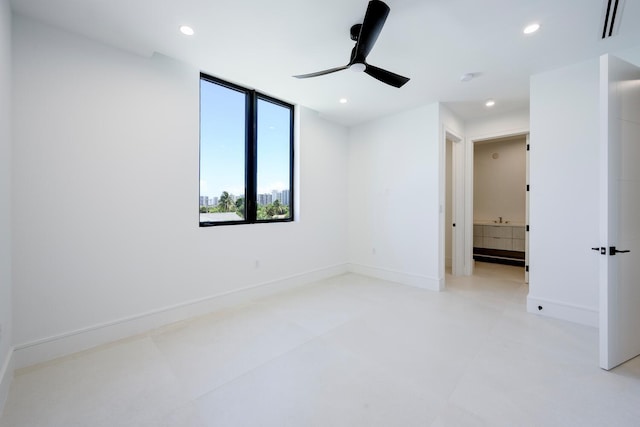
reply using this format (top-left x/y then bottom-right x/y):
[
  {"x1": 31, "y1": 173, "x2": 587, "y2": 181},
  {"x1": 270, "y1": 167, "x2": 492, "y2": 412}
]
[{"x1": 10, "y1": 0, "x2": 640, "y2": 126}]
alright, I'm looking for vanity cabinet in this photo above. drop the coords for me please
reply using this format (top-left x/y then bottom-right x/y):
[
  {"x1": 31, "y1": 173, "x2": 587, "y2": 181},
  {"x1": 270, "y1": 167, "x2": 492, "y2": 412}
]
[{"x1": 473, "y1": 224, "x2": 525, "y2": 264}]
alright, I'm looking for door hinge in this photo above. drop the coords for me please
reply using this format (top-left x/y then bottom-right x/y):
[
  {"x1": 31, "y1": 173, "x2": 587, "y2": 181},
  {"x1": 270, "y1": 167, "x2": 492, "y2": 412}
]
[
  {"x1": 526, "y1": 185, "x2": 530, "y2": 191},
  {"x1": 525, "y1": 265, "x2": 529, "y2": 272},
  {"x1": 526, "y1": 225, "x2": 530, "y2": 232},
  {"x1": 527, "y1": 144, "x2": 530, "y2": 151}
]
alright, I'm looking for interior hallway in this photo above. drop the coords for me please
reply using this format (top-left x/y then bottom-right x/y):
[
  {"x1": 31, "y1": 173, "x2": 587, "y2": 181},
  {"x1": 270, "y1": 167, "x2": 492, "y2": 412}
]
[{"x1": 1, "y1": 267, "x2": 639, "y2": 426}]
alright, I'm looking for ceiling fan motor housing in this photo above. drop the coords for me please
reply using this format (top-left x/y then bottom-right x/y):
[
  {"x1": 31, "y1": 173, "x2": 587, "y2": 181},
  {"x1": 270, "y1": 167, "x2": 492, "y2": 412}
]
[{"x1": 350, "y1": 24, "x2": 362, "y2": 41}]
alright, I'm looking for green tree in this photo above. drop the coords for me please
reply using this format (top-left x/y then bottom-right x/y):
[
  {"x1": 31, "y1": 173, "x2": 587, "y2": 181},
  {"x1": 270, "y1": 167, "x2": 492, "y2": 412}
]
[
  {"x1": 272, "y1": 199, "x2": 285, "y2": 215},
  {"x1": 218, "y1": 191, "x2": 236, "y2": 212},
  {"x1": 235, "y1": 197, "x2": 245, "y2": 214},
  {"x1": 265, "y1": 203, "x2": 276, "y2": 218},
  {"x1": 257, "y1": 205, "x2": 267, "y2": 220},
  {"x1": 255, "y1": 201, "x2": 289, "y2": 220}
]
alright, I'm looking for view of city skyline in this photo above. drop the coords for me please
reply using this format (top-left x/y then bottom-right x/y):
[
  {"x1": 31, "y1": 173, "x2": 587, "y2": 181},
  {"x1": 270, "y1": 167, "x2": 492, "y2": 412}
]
[{"x1": 200, "y1": 188, "x2": 291, "y2": 207}]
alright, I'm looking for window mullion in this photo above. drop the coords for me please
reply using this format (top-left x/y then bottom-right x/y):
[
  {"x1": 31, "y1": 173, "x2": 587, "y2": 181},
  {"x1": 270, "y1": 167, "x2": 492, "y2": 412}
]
[{"x1": 245, "y1": 90, "x2": 258, "y2": 223}]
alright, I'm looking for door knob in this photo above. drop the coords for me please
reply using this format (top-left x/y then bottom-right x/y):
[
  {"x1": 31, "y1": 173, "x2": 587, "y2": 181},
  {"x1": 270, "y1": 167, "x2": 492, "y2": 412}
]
[{"x1": 610, "y1": 246, "x2": 631, "y2": 255}]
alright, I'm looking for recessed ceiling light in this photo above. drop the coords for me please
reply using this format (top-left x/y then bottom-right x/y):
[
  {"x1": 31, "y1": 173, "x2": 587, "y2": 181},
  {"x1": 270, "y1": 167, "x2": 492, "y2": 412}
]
[
  {"x1": 485, "y1": 99, "x2": 496, "y2": 107},
  {"x1": 523, "y1": 23, "x2": 540, "y2": 34},
  {"x1": 339, "y1": 98, "x2": 348, "y2": 104},
  {"x1": 180, "y1": 25, "x2": 195, "y2": 36}
]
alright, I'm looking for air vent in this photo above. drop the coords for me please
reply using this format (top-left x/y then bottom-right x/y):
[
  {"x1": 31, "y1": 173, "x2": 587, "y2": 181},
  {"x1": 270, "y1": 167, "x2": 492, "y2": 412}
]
[{"x1": 602, "y1": 0, "x2": 626, "y2": 39}]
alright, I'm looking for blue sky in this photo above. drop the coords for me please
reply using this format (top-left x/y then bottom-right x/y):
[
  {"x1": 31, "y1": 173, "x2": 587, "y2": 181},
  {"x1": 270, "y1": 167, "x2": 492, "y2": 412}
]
[{"x1": 199, "y1": 80, "x2": 291, "y2": 200}]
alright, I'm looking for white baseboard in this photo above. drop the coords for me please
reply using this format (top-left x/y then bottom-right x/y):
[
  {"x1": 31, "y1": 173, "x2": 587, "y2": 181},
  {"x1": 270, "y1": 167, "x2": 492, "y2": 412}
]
[
  {"x1": 13, "y1": 263, "x2": 349, "y2": 370},
  {"x1": 0, "y1": 348, "x2": 14, "y2": 417},
  {"x1": 348, "y1": 263, "x2": 442, "y2": 291},
  {"x1": 527, "y1": 295, "x2": 598, "y2": 327}
]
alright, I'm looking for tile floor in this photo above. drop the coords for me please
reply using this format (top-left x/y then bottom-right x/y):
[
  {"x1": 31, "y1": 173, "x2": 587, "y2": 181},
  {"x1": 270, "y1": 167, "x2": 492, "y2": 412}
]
[{"x1": 1, "y1": 263, "x2": 639, "y2": 426}]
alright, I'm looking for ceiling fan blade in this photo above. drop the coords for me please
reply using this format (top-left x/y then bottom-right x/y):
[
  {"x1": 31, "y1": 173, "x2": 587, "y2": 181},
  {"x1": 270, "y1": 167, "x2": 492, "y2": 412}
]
[
  {"x1": 354, "y1": 0, "x2": 390, "y2": 61},
  {"x1": 293, "y1": 65, "x2": 349, "y2": 79},
  {"x1": 364, "y1": 64, "x2": 410, "y2": 88}
]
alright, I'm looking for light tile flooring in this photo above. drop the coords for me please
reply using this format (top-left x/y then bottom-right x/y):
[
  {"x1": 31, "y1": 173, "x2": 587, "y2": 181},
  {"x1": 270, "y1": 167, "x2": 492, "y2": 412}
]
[{"x1": 2, "y1": 263, "x2": 640, "y2": 426}]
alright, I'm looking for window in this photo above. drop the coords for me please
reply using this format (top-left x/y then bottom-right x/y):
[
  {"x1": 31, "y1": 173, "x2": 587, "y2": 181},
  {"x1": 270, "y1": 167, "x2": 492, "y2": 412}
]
[{"x1": 199, "y1": 73, "x2": 294, "y2": 226}]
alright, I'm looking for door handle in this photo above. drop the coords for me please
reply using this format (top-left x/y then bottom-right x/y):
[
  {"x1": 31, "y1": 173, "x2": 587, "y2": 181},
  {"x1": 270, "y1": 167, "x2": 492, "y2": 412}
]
[
  {"x1": 610, "y1": 246, "x2": 631, "y2": 255},
  {"x1": 592, "y1": 247, "x2": 606, "y2": 255}
]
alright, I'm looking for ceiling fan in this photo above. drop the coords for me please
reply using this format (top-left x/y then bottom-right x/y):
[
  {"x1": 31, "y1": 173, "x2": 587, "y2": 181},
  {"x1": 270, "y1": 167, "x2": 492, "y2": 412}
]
[{"x1": 293, "y1": 0, "x2": 410, "y2": 88}]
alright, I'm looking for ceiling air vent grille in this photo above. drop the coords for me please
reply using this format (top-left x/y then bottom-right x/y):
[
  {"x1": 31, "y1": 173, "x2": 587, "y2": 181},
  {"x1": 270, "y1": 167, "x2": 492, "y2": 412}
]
[{"x1": 602, "y1": 0, "x2": 625, "y2": 39}]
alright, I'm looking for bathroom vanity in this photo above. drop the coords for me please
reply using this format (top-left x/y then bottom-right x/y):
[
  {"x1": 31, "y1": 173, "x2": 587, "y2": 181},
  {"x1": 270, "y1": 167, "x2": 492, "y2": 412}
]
[{"x1": 473, "y1": 221, "x2": 525, "y2": 266}]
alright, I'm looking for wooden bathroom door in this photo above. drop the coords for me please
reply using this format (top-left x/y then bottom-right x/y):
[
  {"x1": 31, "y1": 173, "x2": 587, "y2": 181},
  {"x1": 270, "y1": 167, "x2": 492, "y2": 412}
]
[{"x1": 599, "y1": 54, "x2": 640, "y2": 370}]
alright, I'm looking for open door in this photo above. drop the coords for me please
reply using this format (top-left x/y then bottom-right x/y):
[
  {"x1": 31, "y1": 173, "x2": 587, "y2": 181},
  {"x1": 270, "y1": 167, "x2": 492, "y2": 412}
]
[
  {"x1": 599, "y1": 54, "x2": 640, "y2": 370},
  {"x1": 525, "y1": 134, "x2": 530, "y2": 284},
  {"x1": 446, "y1": 131, "x2": 464, "y2": 276}
]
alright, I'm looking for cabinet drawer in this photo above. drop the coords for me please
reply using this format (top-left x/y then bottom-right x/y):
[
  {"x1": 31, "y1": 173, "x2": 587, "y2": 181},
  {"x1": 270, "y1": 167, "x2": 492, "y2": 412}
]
[{"x1": 513, "y1": 227, "x2": 525, "y2": 239}]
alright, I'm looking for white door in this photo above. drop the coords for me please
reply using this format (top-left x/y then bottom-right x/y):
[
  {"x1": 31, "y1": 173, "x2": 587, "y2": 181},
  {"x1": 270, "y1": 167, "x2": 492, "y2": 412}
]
[
  {"x1": 446, "y1": 131, "x2": 464, "y2": 276},
  {"x1": 599, "y1": 54, "x2": 640, "y2": 370},
  {"x1": 452, "y1": 135, "x2": 465, "y2": 276},
  {"x1": 525, "y1": 134, "x2": 530, "y2": 284}
]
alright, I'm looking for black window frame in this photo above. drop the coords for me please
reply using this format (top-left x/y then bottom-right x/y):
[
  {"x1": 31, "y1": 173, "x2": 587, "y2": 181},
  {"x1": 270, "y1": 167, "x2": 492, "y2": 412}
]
[{"x1": 199, "y1": 73, "x2": 295, "y2": 227}]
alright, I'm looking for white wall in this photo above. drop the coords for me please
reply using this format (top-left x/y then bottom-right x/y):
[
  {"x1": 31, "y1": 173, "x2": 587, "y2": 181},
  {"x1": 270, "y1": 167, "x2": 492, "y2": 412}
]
[
  {"x1": 348, "y1": 103, "x2": 442, "y2": 289},
  {"x1": 0, "y1": 0, "x2": 13, "y2": 413},
  {"x1": 529, "y1": 58, "x2": 600, "y2": 326},
  {"x1": 473, "y1": 137, "x2": 526, "y2": 224},
  {"x1": 439, "y1": 105, "x2": 465, "y2": 138},
  {"x1": 466, "y1": 109, "x2": 530, "y2": 140},
  {"x1": 614, "y1": 45, "x2": 640, "y2": 67},
  {"x1": 11, "y1": 16, "x2": 349, "y2": 366}
]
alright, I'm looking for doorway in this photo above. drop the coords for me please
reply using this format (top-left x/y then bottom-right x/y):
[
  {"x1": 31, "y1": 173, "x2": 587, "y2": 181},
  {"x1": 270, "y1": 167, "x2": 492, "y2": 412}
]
[
  {"x1": 444, "y1": 130, "x2": 464, "y2": 276},
  {"x1": 463, "y1": 132, "x2": 530, "y2": 283}
]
